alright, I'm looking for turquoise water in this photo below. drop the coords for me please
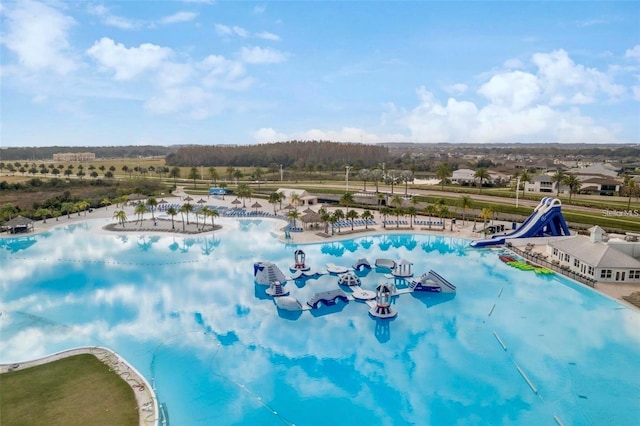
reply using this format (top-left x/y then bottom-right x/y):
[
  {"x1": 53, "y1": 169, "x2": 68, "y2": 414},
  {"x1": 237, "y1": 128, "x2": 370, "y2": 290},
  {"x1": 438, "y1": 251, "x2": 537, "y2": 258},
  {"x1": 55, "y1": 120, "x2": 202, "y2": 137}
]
[{"x1": 1, "y1": 218, "x2": 639, "y2": 425}]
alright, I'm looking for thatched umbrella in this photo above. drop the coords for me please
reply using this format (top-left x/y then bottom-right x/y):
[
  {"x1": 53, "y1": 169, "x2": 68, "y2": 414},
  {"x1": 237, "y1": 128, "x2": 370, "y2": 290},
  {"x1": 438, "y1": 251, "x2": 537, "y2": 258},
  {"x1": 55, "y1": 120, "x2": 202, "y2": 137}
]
[
  {"x1": 231, "y1": 198, "x2": 242, "y2": 208},
  {"x1": 197, "y1": 198, "x2": 207, "y2": 205},
  {"x1": 303, "y1": 207, "x2": 315, "y2": 214},
  {"x1": 301, "y1": 211, "x2": 322, "y2": 229},
  {"x1": 183, "y1": 195, "x2": 194, "y2": 202},
  {"x1": 283, "y1": 204, "x2": 295, "y2": 211},
  {"x1": 251, "y1": 201, "x2": 262, "y2": 212}
]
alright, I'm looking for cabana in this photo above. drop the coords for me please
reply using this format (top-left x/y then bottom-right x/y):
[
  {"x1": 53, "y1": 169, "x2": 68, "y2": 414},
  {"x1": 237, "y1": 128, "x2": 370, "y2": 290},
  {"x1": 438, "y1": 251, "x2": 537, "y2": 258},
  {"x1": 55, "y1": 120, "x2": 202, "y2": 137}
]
[{"x1": 3, "y1": 216, "x2": 35, "y2": 234}]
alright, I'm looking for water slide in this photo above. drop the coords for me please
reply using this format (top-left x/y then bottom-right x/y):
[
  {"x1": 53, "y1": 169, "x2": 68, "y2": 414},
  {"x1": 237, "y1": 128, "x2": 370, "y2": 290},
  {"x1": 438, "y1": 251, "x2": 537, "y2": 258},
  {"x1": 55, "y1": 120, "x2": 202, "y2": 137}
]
[{"x1": 470, "y1": 197, "x2": 570, "y2": 248}]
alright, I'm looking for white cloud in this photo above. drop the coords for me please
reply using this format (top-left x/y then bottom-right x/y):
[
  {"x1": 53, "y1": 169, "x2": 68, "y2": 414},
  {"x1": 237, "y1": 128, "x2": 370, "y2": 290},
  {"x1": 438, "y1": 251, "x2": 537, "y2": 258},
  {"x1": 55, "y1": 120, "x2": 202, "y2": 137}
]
[
  {"x1": 239, "y1": 46, "x2": 287, "y2": 64},
  {"x1": 214, "y1": 23, "x2": 232, "y2": 36},
  {"x1": 444, "y1": 83, "x2": 467, "y2": 95},
  {"x1": 215, "y1": 23, "x2": 248, "y2": 37},
  {"x1": 477, "y1": 71, "x2": 540, "y2": 110},
  {"x1": 253, "y1": 127, "x2": 288, "y2": 143},
  {"x1": 87, "y1": 4, "x2": 140, "y2": 30},
  {"x1": 253, "y1": 4, "x2": 267, "y2": 14},
  {"x1": 532, "y1": 49, "x2": 624, "y2": 104},
  {"x1": 144, "y1": 86, "x2": 224, "y2": 119},
  {"x1": 503, "y1": 58, "x2": 524, "y2": 70},
  {"x1": 256, "y1": 31, "x2": 280, "y2": 41},
  {"x1": 625, "y1": 45, "x2": 640, "y2": 60},
  {"x1": 199, "y1": 55, "x2": 253, "y2": 90},
  {"x1": 160, "y1": 11, "x2": 198, "y2": 24},
  {"x1": 232, "y1": 26, "x2": 248, "y2": 37},
  {"x1": 156, "y1": 62, "x2": 193, "y2": 87},
  {"x1": 87, "y1": 37, "x2": 173, "y2": 80},
  {"x1": 2, "y1": 0, "x2": 77, "y2": 75}
]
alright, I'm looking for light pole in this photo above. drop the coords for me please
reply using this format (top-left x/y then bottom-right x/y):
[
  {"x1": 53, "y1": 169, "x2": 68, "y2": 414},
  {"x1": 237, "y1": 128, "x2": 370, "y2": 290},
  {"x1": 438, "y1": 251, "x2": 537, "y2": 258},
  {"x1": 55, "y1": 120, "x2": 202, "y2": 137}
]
[
  {"x1": 280, "y1": 164, "x2": 283, "y2": 182},
  {"x1": 345, "y1": 165, "x2": 352, "y2": 192},
  {"x1": 516, "y1": 176, "x2": 521, "y2": 208}
]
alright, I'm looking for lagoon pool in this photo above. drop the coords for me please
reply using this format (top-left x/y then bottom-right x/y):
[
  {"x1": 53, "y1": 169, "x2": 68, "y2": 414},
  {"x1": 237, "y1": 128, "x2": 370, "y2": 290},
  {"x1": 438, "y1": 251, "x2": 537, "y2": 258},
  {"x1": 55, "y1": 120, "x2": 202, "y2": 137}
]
[{"x1": 1, "y1": 218, "x2": 639, "y2": 425}]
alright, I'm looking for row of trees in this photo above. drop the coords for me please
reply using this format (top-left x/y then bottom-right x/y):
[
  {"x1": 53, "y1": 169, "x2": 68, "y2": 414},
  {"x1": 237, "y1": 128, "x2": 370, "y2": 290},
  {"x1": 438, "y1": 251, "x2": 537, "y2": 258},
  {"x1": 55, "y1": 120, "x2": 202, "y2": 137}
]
[{"x1": 166, "y1": 141, "x2": 390, "y2": 169}]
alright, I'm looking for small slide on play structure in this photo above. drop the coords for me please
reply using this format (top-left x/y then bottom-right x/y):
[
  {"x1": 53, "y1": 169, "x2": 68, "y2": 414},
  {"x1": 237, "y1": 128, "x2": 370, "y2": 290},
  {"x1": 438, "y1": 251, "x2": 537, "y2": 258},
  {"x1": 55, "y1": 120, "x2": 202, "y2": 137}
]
[{"x1": 470, "y1": 197, "x2": 570, "y2": 248}]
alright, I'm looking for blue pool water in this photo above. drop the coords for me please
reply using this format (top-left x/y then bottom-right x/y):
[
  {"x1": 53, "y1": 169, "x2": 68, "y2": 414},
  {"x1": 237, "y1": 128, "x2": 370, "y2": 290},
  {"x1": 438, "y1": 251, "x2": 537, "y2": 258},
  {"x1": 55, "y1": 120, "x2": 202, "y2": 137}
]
[{"x1": 1, "y1": 218, "x2": 639, "y2": 425}]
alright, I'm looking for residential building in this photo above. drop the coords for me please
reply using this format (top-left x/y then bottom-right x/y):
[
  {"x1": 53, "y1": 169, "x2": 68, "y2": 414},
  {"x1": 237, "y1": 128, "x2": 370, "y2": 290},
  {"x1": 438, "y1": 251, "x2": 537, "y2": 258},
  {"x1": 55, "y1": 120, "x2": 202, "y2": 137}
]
[{"x1": 546, "y1": 226, "x2": 640, "y2": 284}]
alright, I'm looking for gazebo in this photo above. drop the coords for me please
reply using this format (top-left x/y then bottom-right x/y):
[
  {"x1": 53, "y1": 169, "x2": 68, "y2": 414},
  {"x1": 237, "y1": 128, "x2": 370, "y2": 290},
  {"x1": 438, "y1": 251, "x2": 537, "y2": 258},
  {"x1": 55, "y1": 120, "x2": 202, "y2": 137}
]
[{"x1": 3, "y1": 216, "x2": 35, "y2": 234}]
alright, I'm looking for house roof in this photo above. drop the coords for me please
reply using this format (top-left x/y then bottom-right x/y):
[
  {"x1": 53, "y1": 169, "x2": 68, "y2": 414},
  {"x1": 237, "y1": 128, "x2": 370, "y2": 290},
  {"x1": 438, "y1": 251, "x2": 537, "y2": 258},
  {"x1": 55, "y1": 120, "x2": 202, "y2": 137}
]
[
  {"x1": 549, "y1": 236, "x2": 640, "y2": 269},
  {"x1": 567, "y1": 163, "x2": 619, "y2": 178}
]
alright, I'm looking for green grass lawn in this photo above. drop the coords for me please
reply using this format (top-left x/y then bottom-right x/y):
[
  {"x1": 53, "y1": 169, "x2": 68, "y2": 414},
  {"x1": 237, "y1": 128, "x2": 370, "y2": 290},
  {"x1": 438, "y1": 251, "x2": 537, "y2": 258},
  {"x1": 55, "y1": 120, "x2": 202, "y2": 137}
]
[{"x1": 0, "y1": 354, "x2": 138, "y2": 426}]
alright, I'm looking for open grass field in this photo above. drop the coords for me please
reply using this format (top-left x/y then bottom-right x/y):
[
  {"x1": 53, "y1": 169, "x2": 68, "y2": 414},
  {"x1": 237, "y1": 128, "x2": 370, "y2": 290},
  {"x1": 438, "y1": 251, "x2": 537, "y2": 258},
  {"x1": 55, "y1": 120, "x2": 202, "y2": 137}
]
[{"x1": 0, "y1": 354, "x2": 138, "y2": 426}]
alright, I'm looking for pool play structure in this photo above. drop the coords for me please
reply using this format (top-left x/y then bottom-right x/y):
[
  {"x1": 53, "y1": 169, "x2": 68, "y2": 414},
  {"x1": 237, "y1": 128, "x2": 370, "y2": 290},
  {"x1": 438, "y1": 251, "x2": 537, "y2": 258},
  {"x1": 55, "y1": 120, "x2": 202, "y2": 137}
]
[
  {"x1": 254, "y1": 249, "x2": 455, "y2": 319},
  {"x1": 470, "y1": 197, "x2": 570, "y2": 247}
]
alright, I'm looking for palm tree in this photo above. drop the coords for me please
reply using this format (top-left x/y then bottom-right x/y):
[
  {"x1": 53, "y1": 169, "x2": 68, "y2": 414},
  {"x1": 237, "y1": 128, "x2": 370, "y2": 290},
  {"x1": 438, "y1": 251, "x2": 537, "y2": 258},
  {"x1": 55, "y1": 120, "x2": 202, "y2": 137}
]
[
  {"x1": 380, "y1": 206, "x2": 392, "y2": 228},
  {"x1": 236, "y1": 183, "x2": 252, "y2": 208},
  {"x1": 188, "y1": 167, "x2": 200, "y2": 188},
  {"x1": 340, "y1": 192, "x2": 354, "y2": 208},
  {"x1": 357, "y1": 168, "x2": 372, "y2": 191},
  {"x1": 479, "y1": 208, "x2": 493, "y2": 234},
  {"x1": 169, "y1": 167, "x2": 181, "y2": 185},
  {"x1": 208, "y1": 167, "x2": 219, "y2": 184},
  {"x1": 401, "y1": 170, "x2": 414, "y2": 196},
  {"x1": 287, "y1": 209, "x2": 301, "y2": 228},
  {"x1": 459, "y1": 195, "x2": 472, "y2": 225},
  {"x1": 268, "y1": 192, "x2": 280, "y2": 214},
  {"x1": 134, "y1": 203, "x2": 148, "y2": 225},
  {"x1": 474, "y1": 167, "x2": 490, "y2": 193},
  {"x1": 563, "y1": 174, "x2": 582, "y2": 204},
  {"x1": 551, "y1": 169, "x2": 566, "y2": 196},
  {"x1": 346, "y1": 209, "x2": 359, "y2": 230},
  {"x1": 406, "y1": 206, "x2": 417, "y2": 228},
  {"x1": 333, "y1": 209, "x2": 345, "y2": 232},
  {"x1": 361, "y1": 210, "x2": 374, "y2": 229},
  {"x1": 390, "y1": 194, "x2": 404, "y2": 228},
  {"x1": 519, "y1": 169, "x2": 532, "y2": 197},
  {"x1": 438, "y1": 205, "x2": 449, "y2": 230},
  {"x1": 147, "y1": 197, "x2": 158, "y2": 221},
  {"x1": 100, "y1": 198, "x2": 111, "y2": 210},
  {"x1": 423, "y1": 204, "x2": 436, "y2": 229},
  {"x1": 328, "y1": 213, "x2": 338, "y2": 235},
  {"x1": 623, "y1": 176, "x2": 637, "y2": 209},
  {"x1": 208, "y1": 208, "x2": 219, "y2": 229},
  {"x1": 318, "y1": 207, "x2": 331, "y2": 233},
  {"x1": 181, "y1": 202, "x2": 194, "y2": 225},
  {"x1": 74, "y1": 200, "x2": 90, "y2": 216},
  {"x1": 371, "y1": 169, "x2": 384, "y2": 194},
  {"x1": 167, "y1": 206, "x2": 178, "y2": 229},
  {"x1": 113, "y1": 210, "x2": 127, "y2": 228},
  {"x1": 290, "y1": 193, "x2": 302, "y2": 210},
  {"x1": 436, "y1": 163, "x2": 452, "y2": 190}
]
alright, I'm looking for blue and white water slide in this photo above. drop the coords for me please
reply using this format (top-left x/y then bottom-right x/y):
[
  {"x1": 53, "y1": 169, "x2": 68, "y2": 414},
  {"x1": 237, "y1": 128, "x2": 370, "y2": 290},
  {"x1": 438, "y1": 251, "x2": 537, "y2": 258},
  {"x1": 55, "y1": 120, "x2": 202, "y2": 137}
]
[{"x1": 470, "y1": 197, "x2": 571, "y2": 248}]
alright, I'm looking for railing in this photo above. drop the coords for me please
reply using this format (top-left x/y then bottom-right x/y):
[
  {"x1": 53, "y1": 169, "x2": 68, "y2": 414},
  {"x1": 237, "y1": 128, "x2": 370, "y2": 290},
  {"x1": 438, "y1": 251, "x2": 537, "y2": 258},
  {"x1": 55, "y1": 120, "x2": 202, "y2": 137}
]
[{"x1": 507, "y1": 244, "x2": 597, "y2": 288}]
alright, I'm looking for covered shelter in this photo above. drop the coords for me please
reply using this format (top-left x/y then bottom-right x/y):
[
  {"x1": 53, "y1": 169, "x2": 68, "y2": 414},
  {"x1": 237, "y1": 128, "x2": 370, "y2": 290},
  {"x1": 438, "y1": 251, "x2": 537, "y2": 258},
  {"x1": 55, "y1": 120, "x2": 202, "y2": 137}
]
[{"x1": 3, "y1": 216, "x2": 35, "y2": 234}]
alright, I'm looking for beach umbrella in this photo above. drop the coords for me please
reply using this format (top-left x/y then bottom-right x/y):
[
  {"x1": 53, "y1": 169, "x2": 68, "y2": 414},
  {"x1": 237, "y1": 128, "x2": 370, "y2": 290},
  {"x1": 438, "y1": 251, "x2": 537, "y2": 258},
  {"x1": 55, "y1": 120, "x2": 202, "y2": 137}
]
[
  {"x1": 303, "y1": 207, "x2": 315, "y2": 214},
  {"x1": 158, "y1": 199, "x2": 168, "y2": 204},
  {"x1": 283, "y1": 204, "x2": 294, "y2": 211},
  {"x1": 231, "y1": 198, "x2": 242, "y2": 208},
  {"x1": 251, "y1": 201, "x2": 262, "y2": 212},
  {"x1": 184, "y1": 196, "x2": 194, "y2": 202},
  {"x1": 197, "y1": 198, "x2": 207, "y2": 205}
]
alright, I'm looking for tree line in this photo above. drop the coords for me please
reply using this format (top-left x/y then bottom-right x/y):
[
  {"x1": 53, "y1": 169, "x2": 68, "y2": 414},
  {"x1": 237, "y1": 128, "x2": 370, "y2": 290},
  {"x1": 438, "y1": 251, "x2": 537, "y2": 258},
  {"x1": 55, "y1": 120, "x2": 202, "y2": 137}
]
[{"x1": 165, "y1": 141, "x2": 391, "y2": 169}]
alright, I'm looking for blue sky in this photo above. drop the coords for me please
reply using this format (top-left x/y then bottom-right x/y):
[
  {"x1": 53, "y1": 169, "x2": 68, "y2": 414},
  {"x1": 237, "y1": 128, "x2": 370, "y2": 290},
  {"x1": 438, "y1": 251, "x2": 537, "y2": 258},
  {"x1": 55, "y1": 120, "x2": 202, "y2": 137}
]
[{"x1": 1, "y1": 1, "x2": 639, "y2": 147}]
